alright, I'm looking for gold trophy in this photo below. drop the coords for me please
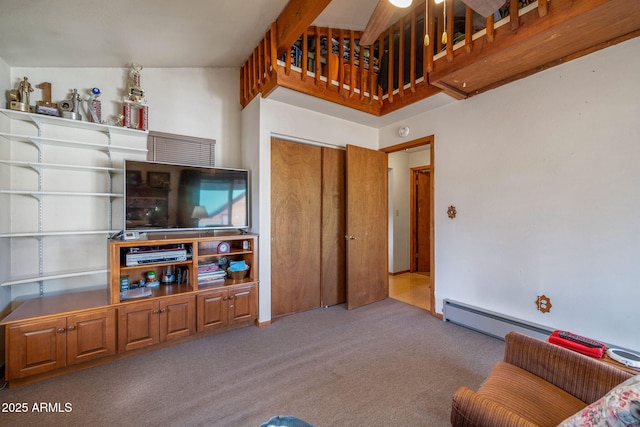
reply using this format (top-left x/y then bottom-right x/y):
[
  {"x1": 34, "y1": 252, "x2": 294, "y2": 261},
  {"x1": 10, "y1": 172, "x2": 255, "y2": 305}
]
[
  {"x1": 8, "y1": 76, "x2": 34, "y2": 112},
  {"x1": 35, "y1": 82, "x2": 59, "y2": 116}
]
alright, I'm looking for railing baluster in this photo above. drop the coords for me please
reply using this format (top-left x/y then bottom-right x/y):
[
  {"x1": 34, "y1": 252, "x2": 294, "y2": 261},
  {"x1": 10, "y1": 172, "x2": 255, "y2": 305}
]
[
  {"x1": 437, "y1": 3, "x2": 444, "y2": 53},
  {"x1": 256, "y1": 47, "x2": 261, "y2": 90},
  {"x1": 538, "y1": 0, "x2": 548, "y2": 17},
  {"x1": 486, "y1": 14, "x2": 495, "y2": 42},
  {"x1": 368, "y1": 40, "x2": 376, "y2": 103},
  {"x1": 378, "y1": 32, "x2": 385, "y2": 105},
  {"x1": 250, "y1": 49, "x2": 256, "y2": 92},
  {"x1": 240, "y1": 62, "x2": 245, "y2": 105},
  {"x1": 387, "y1": 26, "x2": 394, "y2": 103},
  {"x1": 398, "y1": 19, "x2": 405, "y2": 97},
  {"x1": 359, "y1": 45, "x2": 366, "y2": 101},
  {"x1": 349, "y1": 30, "x2": 355, "y2": 97},
  {"x1": 270, "y1": 22, "x2": 278, "y2": 76},
  {"x1": 259, "y1": 45, "x2": 264, "y2": 91},
  {"x1": 327, "y1": 27, "x2": 333, "y2": 88},
  {"x1": 284, "y1": 42, "x2": 292, "y2": 76},
  {"x1": 301, "y1": 30, "x2": 308, "y2": 81},
  {"x1": 446, "y1": 0, "x2": 454, "y2": 62},
  {"x1": 340, "y1": 30, "x2": 346, "y2": 93},
  {"x1": 510, "y1": 0, "x2": 520, "y2": 30},
  {"x1": 315, "y1": 29, "x2": 321, "y2": 85},
  {"x1": 426, "y1": 0, "x2": 434, "y2": 74},
  {"x1": 410, "y1": 11, "x2": 417, "y2": 93},
  {"x1": 263, "y1": 30, "x2": 270, "y2": 81},
  {"x1": 465, "y1": 6, "x2": 473, "y2": 53}
]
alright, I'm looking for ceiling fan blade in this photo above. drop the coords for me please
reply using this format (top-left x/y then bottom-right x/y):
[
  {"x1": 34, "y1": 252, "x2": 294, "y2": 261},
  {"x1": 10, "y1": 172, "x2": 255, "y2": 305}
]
[
  {"x1": 461, "y1": 0, "x2": 505, "y2": 17},
  {"x1": 360, "y1": 0, "x2": 398, "y2": 46}
]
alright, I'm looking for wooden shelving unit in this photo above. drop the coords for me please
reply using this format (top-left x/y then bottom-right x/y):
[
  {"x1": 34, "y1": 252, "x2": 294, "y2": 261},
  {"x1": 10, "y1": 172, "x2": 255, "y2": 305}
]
[
  {"x1": 108, "y1": 233, "x2": 258, "y2": 304},
  {"x1": 0, "y1": 232, "x2": 259, "y2": 387},
  {"x1": 0, "y1": 108, "x2": 260, "y2": 388}
]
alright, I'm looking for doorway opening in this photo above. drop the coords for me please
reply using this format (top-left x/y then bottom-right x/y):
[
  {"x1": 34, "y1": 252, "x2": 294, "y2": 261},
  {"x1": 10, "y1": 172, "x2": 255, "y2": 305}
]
[{"x1": 381, "y1": 135, "x2": 435, "y2": 316}]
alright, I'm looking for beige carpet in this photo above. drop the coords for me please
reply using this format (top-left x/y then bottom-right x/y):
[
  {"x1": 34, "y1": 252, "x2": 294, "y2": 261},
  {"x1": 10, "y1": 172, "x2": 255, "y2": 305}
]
[{"x1": 0, "y1": 298, "x2": 505, "y2": 427}]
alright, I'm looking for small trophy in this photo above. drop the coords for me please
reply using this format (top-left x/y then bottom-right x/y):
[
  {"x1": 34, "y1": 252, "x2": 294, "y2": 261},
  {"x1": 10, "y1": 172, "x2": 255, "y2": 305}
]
[
  {"x1": 128, "y1": 63, "x2": 146, "y2": 103},
  {"x1": 86, "y1": 87, "x2": 102, "y2": 123},
  {"x1": 8, "y1": 76, "x2": 34, "y2": 112},
  {"x1": 59, "y1": 89, "x2": 82, "y2": 121},
  {"x1": 35, "y1": 82, "x2": 59, "y2": 116}
]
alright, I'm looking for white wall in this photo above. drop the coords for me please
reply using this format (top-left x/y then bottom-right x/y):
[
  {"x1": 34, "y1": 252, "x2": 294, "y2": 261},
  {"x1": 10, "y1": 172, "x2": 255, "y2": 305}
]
[
  {"x1": 380, "y1": 37, "x2": 640, "y2": 351},
  {"x1": 9, "y1": 67, "x2": 242, "y2": 167},
  {"x1": 240, "y1": 96, "x2": 266, "y2": 321}
]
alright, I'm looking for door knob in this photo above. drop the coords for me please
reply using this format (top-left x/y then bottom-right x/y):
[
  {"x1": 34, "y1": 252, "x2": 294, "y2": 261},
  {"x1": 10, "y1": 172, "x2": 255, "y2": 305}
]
[{"x1": 345, "y1": 235, "x2": 356, "y2": 240}]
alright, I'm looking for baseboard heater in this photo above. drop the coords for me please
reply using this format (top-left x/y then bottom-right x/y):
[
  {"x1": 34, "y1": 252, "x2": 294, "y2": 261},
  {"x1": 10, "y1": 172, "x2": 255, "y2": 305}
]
[{"x1": 443, "y1": 299, "x2": 553, "y2": 342}]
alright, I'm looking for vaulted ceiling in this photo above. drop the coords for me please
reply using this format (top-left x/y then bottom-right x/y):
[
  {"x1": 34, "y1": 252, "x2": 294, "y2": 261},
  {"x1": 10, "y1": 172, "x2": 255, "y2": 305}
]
[{"x1": 0, "y1": 0, "x2": 374, "y2": 68}]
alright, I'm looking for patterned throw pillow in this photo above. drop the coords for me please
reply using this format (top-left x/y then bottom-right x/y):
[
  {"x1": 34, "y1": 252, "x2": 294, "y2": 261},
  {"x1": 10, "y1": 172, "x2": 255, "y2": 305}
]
[{"x1": 558, "y1": 375, "x2": 640, "y2": 426}]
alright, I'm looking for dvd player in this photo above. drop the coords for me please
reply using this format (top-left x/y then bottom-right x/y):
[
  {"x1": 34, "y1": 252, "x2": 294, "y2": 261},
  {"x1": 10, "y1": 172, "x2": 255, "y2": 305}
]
[{"x1": 125, "y1": 249, "x2": 188, "y2": 266}]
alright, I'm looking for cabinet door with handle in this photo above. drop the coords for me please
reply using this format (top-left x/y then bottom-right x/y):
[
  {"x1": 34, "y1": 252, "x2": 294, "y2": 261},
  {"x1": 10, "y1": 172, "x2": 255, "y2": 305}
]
[
  {"x1": 196, "y1": 288, "x2": 228, "y2": 332},
  {"x1": 228, "y1": 284, "x2": 257, "y2": 325},
  {"x1": 118, "y1": 300, "x2": 160, "y2": 352},
  {"x1": 159, "y1": 295, "x2": 195, "y2": 342},
  {"x1": 6, "y1": 317, "x2": 67, "y2": 380},
  {"x1": 67, "y1": 308, "x2": 116, "y2": 365}
]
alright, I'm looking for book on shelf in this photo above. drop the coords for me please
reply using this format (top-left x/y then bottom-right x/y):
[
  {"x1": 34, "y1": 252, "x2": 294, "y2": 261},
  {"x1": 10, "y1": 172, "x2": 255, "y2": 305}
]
[{"x1": 198, "y1": 271, "x2": 226, "y2": 280}]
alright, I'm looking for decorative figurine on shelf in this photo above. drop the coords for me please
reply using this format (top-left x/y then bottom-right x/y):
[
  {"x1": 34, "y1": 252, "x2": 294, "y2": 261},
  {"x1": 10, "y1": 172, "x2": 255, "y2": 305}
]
[
  {"x1": 18, "y1": 77, "x2": 34, "y2": 110},
  {"x1": 35, "y1": 82, "x2": 59, "y2": 116},
  {"x1": 122, "y1": 62, "x2": 149, "y2": 131},
  {"x1": 145, "y1": 271, "x2": 160, "y2": 288},
  {"x1": 59, "y1": 89, "x2": 83, "y2": 120},
  {"x1": 114, "y1": 113, "x2": 125, "y2": 127},
  {"x1": 8, "y1": 76, "x2": 34, "y2": 112},
  {"x1": 85, "y1": 87, "x2": 102, "y2": 123}
]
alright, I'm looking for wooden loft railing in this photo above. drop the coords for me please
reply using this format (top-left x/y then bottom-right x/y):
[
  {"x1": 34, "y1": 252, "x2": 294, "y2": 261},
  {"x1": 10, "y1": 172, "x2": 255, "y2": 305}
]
[
  {"x1": 240, "y1": 0, "x2": 640, "y2": 117},
  {"x1": 239, "y1": 3, "x2": 442, "y2": 116},
  {"x1": 240, "y1": 24, "x2": 387, "y2": 115}
]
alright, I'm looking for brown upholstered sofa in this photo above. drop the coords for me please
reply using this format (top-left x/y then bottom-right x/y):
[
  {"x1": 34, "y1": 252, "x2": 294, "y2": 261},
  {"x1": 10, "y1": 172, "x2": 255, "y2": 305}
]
[{"x1": 451, "y1": 331, "x2": 633, "y2": 427}]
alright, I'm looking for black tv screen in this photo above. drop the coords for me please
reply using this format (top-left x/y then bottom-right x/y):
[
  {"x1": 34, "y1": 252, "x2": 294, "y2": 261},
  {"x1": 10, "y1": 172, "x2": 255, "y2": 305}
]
[{"x1": 124, "y1": 160, "x2": 249, "y2": 232}]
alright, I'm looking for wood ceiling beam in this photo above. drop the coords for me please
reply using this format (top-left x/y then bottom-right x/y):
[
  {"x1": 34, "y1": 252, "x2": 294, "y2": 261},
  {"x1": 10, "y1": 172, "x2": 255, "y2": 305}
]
[
  {"x1": 360, "y1": 0, "x2": 396, "y2": 46},
  {"x1": 275, "y1": 0, "x2": 333, "y2": 58}
]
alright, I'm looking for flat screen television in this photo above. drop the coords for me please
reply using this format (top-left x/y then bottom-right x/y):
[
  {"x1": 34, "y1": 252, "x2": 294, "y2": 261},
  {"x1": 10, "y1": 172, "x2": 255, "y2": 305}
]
[{"x1": 124, "y1": 160, "x2": 249, "y2": 233}]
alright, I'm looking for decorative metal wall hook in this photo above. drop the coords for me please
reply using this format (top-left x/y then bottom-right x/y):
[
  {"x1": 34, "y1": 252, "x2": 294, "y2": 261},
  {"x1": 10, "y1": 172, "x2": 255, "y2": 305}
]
[{"x1": 536, "y1": 295, "x2": 552, "y2": 313}]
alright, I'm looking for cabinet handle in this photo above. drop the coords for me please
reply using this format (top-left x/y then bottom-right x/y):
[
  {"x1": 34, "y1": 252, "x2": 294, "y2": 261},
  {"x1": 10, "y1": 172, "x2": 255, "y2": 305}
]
[
  {"x1": 57, "y1": 328, "x2": 66, "y2": 333},
  {"x1": 229, "y1": 305, "x2": 234, "y2": 309},
  {"x1": 160, "y1": 308, "x2": 166, "y2": 313},
  {"x1": 153, "y1": 310, "x2": 160, "y2": 314},
  {"x1": 67, "y1": 325, "x2": 76, "y2": 331}
]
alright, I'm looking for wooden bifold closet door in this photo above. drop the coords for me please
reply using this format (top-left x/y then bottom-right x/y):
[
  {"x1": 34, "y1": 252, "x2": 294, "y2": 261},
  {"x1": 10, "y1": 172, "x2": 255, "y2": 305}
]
[{"x1": 271, "y1": 138, "x2": 346, "y2": 317}]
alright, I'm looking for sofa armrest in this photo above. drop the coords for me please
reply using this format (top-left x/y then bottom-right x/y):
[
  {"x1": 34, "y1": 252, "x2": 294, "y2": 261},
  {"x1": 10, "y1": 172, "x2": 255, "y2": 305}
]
[
  {"x1": 451, "y1": 386, "x2": 538, "y2": 427},
  {"x1": 503, "y1": 332, "x2": 632, "y2": 403}
]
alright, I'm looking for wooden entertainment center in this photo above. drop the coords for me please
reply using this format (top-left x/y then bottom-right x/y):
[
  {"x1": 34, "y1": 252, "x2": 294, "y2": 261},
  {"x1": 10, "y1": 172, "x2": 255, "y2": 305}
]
[{"x1": 1, "y1": 233, "x2": 259, "y2": 387}]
